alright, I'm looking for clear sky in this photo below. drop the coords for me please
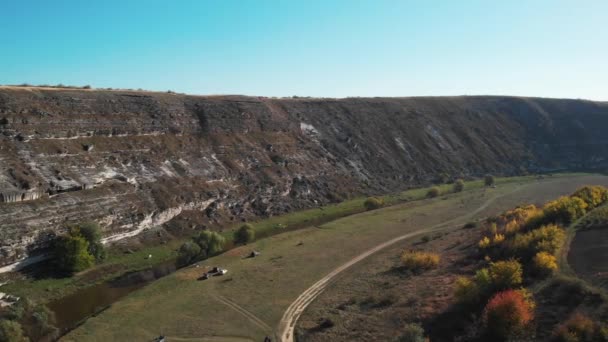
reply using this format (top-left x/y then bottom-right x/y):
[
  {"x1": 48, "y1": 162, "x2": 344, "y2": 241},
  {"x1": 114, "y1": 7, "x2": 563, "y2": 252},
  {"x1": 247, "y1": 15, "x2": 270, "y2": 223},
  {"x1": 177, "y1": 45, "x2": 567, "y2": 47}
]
[{"x1": 1, "y1": 1, "x2": 606, "y2": 100}]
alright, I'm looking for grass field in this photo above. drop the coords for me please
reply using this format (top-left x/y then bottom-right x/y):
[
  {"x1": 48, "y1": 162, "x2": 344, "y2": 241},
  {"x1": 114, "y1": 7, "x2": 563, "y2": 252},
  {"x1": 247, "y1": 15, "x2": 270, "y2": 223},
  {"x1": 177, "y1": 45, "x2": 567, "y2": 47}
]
[
  {"x1": 0, "y1": 174, "x2": 551, "y2": 304},
  {"x1": 61, "y1": 174, "x2": 608, "y2": 342}
]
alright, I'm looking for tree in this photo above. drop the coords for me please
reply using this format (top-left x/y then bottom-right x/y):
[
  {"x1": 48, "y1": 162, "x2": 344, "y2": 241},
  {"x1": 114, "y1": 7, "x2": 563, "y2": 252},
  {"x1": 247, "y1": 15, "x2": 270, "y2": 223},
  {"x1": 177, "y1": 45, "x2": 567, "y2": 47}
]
[
  {"x1": 234, "y1": 224, "x2": 255, "y2": 245},
  {"x1": 483, "y1": 289, "x2": 534, "y2": 340},
  {"x1": 485, "y1": 175, "x2": 495, "y2": 186},
  {"x1": 193, "y1": 231, "x2": 225, "y2": 258},
  {"x1": 453, "y1": 179, "x2": 465, "y2": 192},
  {"x1": 0, "y1": 320, "x2": 28, "y2": 342},
  {"x1": 177, "y1": 241, "x2": 201, "y2": 267},
  {"x1": 363, "y1": 197, "x2": 383, "y2": 211},
  {"x1": 71, "y1": 222, "x2": 105, "y2": 261},
  {"x1": 53, "y1": 234, "x2": 95, "y2": 274}
]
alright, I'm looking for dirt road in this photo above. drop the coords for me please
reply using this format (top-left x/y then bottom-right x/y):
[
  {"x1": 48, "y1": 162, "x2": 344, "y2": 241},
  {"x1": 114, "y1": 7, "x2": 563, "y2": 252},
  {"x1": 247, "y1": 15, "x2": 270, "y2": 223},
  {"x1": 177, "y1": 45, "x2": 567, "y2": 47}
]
[{"x1": 276, "y1": 187, "x2": 519, "y2": 342}]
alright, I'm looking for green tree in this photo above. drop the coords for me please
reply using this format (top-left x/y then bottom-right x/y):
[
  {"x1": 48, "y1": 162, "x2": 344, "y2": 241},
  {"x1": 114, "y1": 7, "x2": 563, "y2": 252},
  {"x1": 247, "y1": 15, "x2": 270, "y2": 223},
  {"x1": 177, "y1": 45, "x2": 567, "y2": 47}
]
[
  {"x1": 453, "y1": 179, "x2": 465, "y2": 192},
  {"x1": 193, "y1": 231, "x2": 225, "y2": 258},
  {"x1": 71, "y1": 222, "x2": 105, "y2": 261},
  {"x1": 234, "y1": 224, "x2": 256, "y2": 245},
  {"x1": 485, "y1": 175, "x2": 495, "y2": 186},
  {"x1": 53, "y1": 234, "x2": 95, "y2": 274},
  {"x1": 177, "y1": 241, "x2": 201, "y2": 267},
  {"x1": 0, "y1": 320, "x2": 28, "y2": 342}
]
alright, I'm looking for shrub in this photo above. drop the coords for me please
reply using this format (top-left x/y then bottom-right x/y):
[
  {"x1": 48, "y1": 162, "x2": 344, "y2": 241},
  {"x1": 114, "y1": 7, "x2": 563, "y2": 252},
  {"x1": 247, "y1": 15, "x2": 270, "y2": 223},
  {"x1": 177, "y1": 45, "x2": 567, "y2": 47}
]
[
  {"x1": 234, "y1": 224, "x2": 255, "y2": 245},
  {"x1": 552, "y1": 313, "x2": 602, "y2": 342},
  {"x1": 401, "y1": 251, "x2": 440, "y2": 272},
  {"x1": 453, "y1": 179, "x2": 465, "y2": 192},
  {"x1": 454, "y1": 276, "x2": 477, "y2": 303},
  {"x1": 489, "y1": 260, "x2": 523, "y2": 290},
  {"x1": 0, "y1": 319, "x2": 27, "y2": 342},
  {"x1": 5, "y1": 299, "x2": 58, "y2": 341},
  {"x1": 454, "y1": 268, "x2": 494, "y2": 305},
  {"x1": 399, "y1": 323, "x2": 426, "y2": 342},
  {"x1": 510, "y1": 224, "x2": 566, "y2": 257},
  {"x1": 478, "y1": 234, "x2": 505, "y2": 250},
  {"x1": 27, "y1": 304, "x2": 58, "y2": 341},
  {"x1": 53, "y1": 234, "x2": 95, "y2": 274},
  {"x1": 482, "y1": 289, "x2": 534, "y2": 340},
  {"x1": 177, "y1": 241, "x2": 202, "y2": 266},
  {"x1": 364, "y1": 197, "x2": 383, "y2": 210},
  {"x1": 543, "y1": 196, "x2": 588, "y2": 224},
  {"x1": 485, "y1": 175, "x2": 495, "y2": 186},
  {"x1": 193, "y1": 230, "x2": 225, "y2": 258},
  {"x1": 478, "y1": 236, "x2": 491, "y2": 249},
  {"x1": 533, "y1": 251, "x2": 558, "y2": 276},
  {"x1": 427, "y1": 187, "x2": 441, "y2": 198}
]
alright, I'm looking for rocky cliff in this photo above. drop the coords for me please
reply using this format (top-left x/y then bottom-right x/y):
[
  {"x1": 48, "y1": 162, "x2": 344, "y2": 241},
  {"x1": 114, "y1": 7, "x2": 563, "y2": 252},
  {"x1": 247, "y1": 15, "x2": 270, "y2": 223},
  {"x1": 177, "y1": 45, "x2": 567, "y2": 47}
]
[{"x1": 1, "y1": 87, "x2": 607, "y2": 267}]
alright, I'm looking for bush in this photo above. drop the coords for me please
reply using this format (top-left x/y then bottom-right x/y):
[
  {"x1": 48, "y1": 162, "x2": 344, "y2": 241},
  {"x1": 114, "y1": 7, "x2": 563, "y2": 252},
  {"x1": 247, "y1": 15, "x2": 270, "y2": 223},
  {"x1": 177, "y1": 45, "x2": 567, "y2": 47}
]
[
  {"x1": 0, "y1": 320, "x2": 27, "y2": 342},
  {"x1": 234, "y1": 224, "x2": 256, "y2": 245},
  {"x1": 177, "y1": 241, "x2": 202, "y2": 267},
  {"x1": 482, "y1": 289, "x2": 534, "y2": 340},
  {"x1": 5, "y1": 299, "x2": 58, "y2": 341},
  {"x1": 364, "y1": 197, "x2": 383, "y2": 210},
  {"x1": 533, "y1": 251, "x2": 558, "y2": 276},
  {"x1": 193, "y1": 230, "x2": 225, "y2": 258},
  {"x1": 510, "y1": 224, "x2": 566, "y2": 258},
  {"x1": 455, "y1": 276, "x2": 478, "y2": 304},
  {"x1": 485, "y1": 175, "x2": 495, "y2": 186},
  {"x1": 399, "y1": 323, "x2": 426, "y2": 342},
  {"x1": 552, "y1": 313, "x2": 603, "y2": 342},
  {"x1": 454, "y1": 267, "x2": 495, "y2": 305},
  {"x1": 427, "y1": 187, "x2": 441, "y2": 198},
  {"x1": 489, "y1": 260, "x2": 523, "y2": 290},
  {"x1": 453, "y1": 179, "x2": 465, "y2": 192},
  {"x1": 543, "y1": 196, "x2": 588, "y2": 224},
  {"x1": 479, "y1": 234, "x2": 505, "y2": 250},
  {"x1": 53, "y1": 234, "x2": 95, "y2": 274},
  {"x1": 401, "y1": 251, "x2": 440, "y2": 272}
]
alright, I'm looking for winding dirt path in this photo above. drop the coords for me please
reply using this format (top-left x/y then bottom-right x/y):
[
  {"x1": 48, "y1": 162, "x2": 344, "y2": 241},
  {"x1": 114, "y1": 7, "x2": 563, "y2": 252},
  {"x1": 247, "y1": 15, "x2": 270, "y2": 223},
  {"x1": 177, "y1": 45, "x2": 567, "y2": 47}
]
[
  {"x1": 213, "y1": 295, "x2": 273, "y2": 333},
  {"x1": 277, "y1": 187, "x2": 521, "y2": 342}
]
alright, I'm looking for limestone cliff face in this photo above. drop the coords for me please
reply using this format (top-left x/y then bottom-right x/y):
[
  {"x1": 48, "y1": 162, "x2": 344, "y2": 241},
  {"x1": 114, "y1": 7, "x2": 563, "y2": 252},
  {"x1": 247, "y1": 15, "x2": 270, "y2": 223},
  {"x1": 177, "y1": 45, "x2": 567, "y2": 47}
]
[{"x1": 0, "y1": 87, "x2": 607, "y2": 266}]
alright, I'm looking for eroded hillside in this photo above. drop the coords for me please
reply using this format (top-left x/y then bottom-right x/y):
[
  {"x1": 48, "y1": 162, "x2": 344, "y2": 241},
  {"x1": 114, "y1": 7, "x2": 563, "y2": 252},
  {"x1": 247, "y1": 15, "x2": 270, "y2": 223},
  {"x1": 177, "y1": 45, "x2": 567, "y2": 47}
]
[{"x1": 0, "y1": 87, "x2": 607, "y2": 266}]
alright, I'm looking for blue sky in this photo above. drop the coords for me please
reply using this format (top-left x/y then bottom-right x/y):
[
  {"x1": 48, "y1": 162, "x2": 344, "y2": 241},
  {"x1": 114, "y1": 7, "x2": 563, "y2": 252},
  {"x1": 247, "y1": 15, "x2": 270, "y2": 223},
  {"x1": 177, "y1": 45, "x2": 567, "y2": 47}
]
[{"x1": 1, "y1": 1, "x2": 606, "y2": 100}]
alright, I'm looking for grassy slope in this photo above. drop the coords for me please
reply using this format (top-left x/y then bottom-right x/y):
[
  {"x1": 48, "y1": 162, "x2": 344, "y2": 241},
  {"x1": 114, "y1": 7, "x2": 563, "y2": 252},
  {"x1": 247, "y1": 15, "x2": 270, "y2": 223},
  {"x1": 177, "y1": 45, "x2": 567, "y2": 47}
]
[
  {"x1": 1, "y1": 175, "x2": 547, "y2": 303},
  {"x1": 295, "y1": 175, "x2": 608, "y2": 341},
  {"x1": 63, "y1": 174, "x2": 601, "y2": 342}
]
